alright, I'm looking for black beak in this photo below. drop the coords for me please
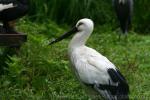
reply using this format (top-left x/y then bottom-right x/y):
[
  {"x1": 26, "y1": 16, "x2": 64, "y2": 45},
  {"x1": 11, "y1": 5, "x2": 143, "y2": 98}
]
[{"x1": 49, "y1": 26, "x2": 78, "y2": 45}]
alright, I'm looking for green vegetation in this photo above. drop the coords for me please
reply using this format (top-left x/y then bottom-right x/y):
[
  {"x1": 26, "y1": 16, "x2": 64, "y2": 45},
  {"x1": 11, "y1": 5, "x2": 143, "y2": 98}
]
[
  {"x1": 0, "y1": 0, "x2": 150, "y2": 99},
  {"x1": 0, "y1": 20, "x2": 150, "y2": 99},
  {"x1": 29, "y1": 0, "x2": 113, "y2": 24},
  {"x1": 29, "y1": 0, "x2": 150, "y2": 33}
]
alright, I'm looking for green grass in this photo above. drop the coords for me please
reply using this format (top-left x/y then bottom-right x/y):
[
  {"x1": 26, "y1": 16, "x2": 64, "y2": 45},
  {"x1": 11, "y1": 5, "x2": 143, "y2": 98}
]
[
  {"x1": 29, "y1": 0, "x2": 113, "y2": 25},
  {"x1": 28, "y1": 0, "x2": 150, "y2": 33},
  {"x1": 0, "y1": 20, "x2": 150, "y2": 99}
]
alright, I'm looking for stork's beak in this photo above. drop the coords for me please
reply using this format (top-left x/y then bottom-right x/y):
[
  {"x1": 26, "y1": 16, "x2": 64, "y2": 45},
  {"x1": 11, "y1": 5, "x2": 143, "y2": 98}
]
[{"x1": 49, "y1": 26, "x2": 78, "y2": 45}]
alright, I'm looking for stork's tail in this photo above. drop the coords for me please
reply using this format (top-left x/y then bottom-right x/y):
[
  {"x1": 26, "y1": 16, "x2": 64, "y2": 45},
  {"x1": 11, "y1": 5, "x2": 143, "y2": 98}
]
[{"x1": 116, "y1": 82, "x2": 129, "y2": 100}]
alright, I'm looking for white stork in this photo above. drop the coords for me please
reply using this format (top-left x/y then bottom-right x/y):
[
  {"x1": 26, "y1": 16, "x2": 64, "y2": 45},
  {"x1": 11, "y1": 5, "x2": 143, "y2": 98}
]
[
  {"x1": 113, "y1": 0, "x2": 133, "y2": 39},
  {"x1": 49, "y1": 18, "x2": 129, "y2": 100}
]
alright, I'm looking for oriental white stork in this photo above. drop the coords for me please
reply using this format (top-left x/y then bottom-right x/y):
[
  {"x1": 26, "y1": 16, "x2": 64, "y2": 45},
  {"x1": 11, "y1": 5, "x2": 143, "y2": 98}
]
[
  {"x1": 49, "y1": 18, "x2": 129, "y2": 100},
  {"x1": 113, "y1": 0, "x2": 133, "y2": 39}
]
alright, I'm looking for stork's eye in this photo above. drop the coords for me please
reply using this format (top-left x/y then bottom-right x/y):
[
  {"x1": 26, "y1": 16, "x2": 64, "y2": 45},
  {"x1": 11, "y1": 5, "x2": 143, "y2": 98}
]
[{"x1": 77, "y1": 22, "x2": 84, "y2": 27}]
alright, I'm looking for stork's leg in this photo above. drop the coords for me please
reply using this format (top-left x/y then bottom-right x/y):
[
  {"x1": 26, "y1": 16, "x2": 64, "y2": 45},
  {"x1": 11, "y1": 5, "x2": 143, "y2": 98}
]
[
  {"x1": 116, "y1": 30, "x2": 121, "y2": 42},
  {"x1": 124, "y1": 33, "x2": 128, "y2": 43},
  {"x1": 117, "y1": 29, "x2": 122, "y2": 41},
  {"x1": 93, "y1": 81, "x2": 113, "y2": 100},
  {"x1": 93, "y1": 83, "x2": 105, "y2": 99}
]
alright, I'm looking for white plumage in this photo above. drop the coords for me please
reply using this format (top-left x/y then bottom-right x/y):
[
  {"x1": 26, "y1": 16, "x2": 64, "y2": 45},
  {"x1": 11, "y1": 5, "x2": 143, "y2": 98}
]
[
  {"x1": 50, "y1": 18, "x2": 129, "y2": 100},
  {"x1": 0, "y1": 3, "x2": 15, "y2": 11},
  {"x1": 69, "y1": 46, "x2": 115, "y2": 83}
]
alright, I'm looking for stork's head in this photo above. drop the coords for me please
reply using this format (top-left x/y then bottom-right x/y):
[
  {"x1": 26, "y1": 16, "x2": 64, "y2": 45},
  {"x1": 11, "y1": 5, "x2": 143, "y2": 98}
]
[
  {"x1": 76, "y1": 18, "x2": 94, "y2": 34},
  {"x1": 49, "y1": 18, "x2": 94, "y2": 45}
]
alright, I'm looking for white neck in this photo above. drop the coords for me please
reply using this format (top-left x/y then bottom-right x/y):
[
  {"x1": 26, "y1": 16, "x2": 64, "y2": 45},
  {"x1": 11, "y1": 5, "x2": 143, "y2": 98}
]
[{"x1": 69, "y1": 30, "x2": 91, "y2": 50}]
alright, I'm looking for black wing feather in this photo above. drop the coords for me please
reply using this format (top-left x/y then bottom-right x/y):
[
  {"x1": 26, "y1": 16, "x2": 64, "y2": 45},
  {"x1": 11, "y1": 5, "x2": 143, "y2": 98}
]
[
  {"x1": 108, "y1": 68, "x2": 129, "y2": 100},
  {"x1": 81, "y1": 68, "x2": 129, "y2": 100},
  {"x1": 108, "y1": 68, "x2": 126, "y2": 83},
  {"x1": 83, "y1": 68, "x2": 129, "y2": 100}
]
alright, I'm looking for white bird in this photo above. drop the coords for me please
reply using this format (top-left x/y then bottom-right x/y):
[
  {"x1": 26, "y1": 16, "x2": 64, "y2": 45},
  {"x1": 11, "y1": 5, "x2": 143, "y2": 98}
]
[
  {"x1": 49, "y1": 18, "x2": 129, "y2": 100},
  {"x1": 0, "y1": 3, "x2": 15, "y2": 11}
]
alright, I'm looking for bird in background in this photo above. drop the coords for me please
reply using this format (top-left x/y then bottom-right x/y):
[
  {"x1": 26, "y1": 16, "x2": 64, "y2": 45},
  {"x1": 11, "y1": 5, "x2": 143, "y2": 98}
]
[
  {"x1": 49, "y1": 18, "x2": 129, "y2": 100},
  {"x1": 0, "y1": 0, "x2": 29, "y2": 33},
  {"x1": 113, "y1": 0, "x2": 133, "y2": 40},
  {"x1": 0, "y1": 3, "x2": 15, "y2": 11}
]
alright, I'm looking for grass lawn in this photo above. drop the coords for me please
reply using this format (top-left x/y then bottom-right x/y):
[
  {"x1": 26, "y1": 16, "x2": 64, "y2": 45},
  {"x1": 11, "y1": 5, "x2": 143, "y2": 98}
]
[{"x1": 0, "y1": 20, "x2": 150, "y2": 99}]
